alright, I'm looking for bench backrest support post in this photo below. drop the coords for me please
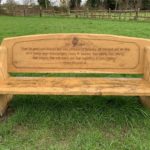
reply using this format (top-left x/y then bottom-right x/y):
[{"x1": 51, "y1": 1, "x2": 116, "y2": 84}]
[
  {"x1": 0, "y1": 46, "x2": 8, "y2": 80},
  {"x1": 143, "y1": 47, "x2": 150, "y2": 81},
  {"x1": 140, "y1": 47, "x2": 150, "y2": 108},
  {"x1": 0, "y1": 46, "x2": 13, "y2": 116}
]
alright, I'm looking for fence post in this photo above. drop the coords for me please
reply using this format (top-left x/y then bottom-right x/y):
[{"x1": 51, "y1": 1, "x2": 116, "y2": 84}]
[
  {"x1": 52, "y1": 9, "x2": 55, "y2": 16},
  {"x1": 86, "y1": 8, "x2": 89, "y2": 18},
  {"x1": 67, "y1": 7, "x2": 70, "y2": 16},
  {"x1": 109, "y1": 8, "x2": 111, "y2": 19},
  {"x1": 135, "y1": 8, "x2": 140, "y2": 20},
  {"x1": 75, "y1": 10, "x2": 78, "y2": 18},
  {"x1": 130, "y1": 10, "x2": 132, "y2": 20},
  {"x1": 23, "y1": 9, "x2": 26, "y2": 17},
  {"x1": 39, "y1": 7, "x2": 42, "y2": 17},
  {"x1": 119, "y1": 10, "x2": 121, "y2": 20}
]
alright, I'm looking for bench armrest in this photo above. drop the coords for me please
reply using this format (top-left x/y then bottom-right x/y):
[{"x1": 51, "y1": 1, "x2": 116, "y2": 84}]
[
  {"x1": 143, "y1": 47, "x2": 150, "y2": 81},
  {"x1": 0, "y1": 46, "x2": 8, "y2": 80}
]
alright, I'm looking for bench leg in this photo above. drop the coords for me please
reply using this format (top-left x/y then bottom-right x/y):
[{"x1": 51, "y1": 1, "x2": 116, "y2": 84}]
[
  {"x1": 139, "y1": 47, "x2": 150, "y2": 109},
  {"x1": 139, "y1": 97, "x2": 150, "y2": 108},
  {"x1": 0, "y1": 95, "x2": 13, "y2": 116}
]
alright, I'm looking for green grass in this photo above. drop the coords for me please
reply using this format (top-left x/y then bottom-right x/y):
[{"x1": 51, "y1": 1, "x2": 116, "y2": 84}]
[
  {"x1": 0, "y1": 16, "x2": 150, "y2": 150},
  {"x1": 0, "y1": 16, "x2": 150, "y2": 42}
]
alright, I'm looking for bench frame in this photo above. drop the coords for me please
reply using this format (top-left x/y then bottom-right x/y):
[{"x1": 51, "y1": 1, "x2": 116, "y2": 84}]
[
  {"x1": 0, "y1": 46, "x2": 13, "y2": 116},
  {"x1": 0, "y1": 34, "x2": 150, "y2": 116},
  {"x1": 140, "y1": 47, "x2": 150, "y2": 108}
]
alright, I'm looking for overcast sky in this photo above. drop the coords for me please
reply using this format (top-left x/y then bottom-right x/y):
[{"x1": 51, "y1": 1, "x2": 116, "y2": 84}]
[
  {"x1": 2, "y1": 0, "x2": 86, "y2": 5},
  {"x1": 2, "y1": 0, "x2": 44, "y2": 4}
]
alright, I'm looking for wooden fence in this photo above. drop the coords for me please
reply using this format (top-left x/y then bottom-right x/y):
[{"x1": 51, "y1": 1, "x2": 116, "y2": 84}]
[
  {"x1": 1, "y1": 7, "x2": 150, "y2": 21},
  {"x1": 42, "y1": 9, "x2": 150, "y2": 21}
]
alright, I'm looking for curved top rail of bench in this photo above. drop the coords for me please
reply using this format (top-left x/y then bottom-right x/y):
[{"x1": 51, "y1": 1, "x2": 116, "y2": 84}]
[{"x1": 1, "y1": 34, "x2": 150, "y2": 74}]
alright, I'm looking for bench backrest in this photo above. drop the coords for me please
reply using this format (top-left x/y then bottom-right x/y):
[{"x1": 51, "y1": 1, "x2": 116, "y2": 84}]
[{"x1": 1, "y1": 34, "x2": 150, "y2": 74}]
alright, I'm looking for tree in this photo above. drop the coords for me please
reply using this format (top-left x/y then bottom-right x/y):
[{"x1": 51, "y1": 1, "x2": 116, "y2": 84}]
[
  {"x1": 106, "y1": 0, "x2": 116, "y2": 9},
  {"x1": 38, "y1": 0, "x2": 50, "y2": 8},
  {"x1": 5, "y1": 0, "x2": 17, "y2": 6},
  {"x1": 23, "y1": 0, "x2": 36, "y2": 5},
  {"x1": 143, "y1": 0, "x2": 150, "y2": 10},
  {"x1": 5, "y1": 0, "x2": 17, "y2": 13},
  {"x1": 128, "y1": 0, "x2": 142, "y2": 9},
  {"x1": 86, "y1": 0, "x2": 106, "y2": 8},
  {"x1": 6, "y1": 0, "x2": 16, "y2": 4},
  {"x1": 23, "y1": 0, "x2": 30, "y2": 5},
  {"x1": 85, "y1": 0, "x2": 145, "y2": 10},
  {"x1": 115, "y1": 0, "x2": 118, "y2": 10},
  {"x1": 60, "y1": 0, "x2": 70, "y2": 8},
  {"x1": 69, "y1": 0, "x2": 81, "y2": 9},
  {"x1": 124, "y1": 0, "x2": 129, "y2": 9},
  {"x1": 118, "y1": 0, "x2": 130, "y2": 10},
  {"x1": 0, "y1": 0, "x2": 2, "y2": 14}
]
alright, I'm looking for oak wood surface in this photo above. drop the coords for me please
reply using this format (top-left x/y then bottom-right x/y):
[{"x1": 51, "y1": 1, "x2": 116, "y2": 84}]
[
  {"x1": 0, "y1": 47, "x2": 13, "y2": 116},
  {"x1": 0, "y1": 46, "x2": 8, "y2": 79},
  {"x1": 0, "y1": 34, "x2": 150, "y2": 114},
  {"x1": 2, "y1": 34, "x2": 150, "y2": 74},
  {"x1": 140, "y1": 47, "x2": 150, "y2": 108},
  {"x1": 0, "y1": 77, "x2": 150, "y2": 96}
]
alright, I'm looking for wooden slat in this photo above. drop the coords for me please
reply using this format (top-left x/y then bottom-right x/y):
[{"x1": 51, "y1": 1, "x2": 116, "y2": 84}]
[
  {"x1": 2, "y1": 34, "x2": 150, "y2": 74},
  {"x1": 0, "y1": 77, "x2": 150, "y2": 96}
]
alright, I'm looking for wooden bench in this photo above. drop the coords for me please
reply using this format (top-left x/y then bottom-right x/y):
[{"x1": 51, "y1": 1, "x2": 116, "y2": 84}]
[{"x1": 0, "y1": 34, "x2": 150, "y2": 116}]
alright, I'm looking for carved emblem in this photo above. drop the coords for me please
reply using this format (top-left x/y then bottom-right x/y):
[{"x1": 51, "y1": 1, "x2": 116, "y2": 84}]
[{"x1": 72, "y1": 37, "x2": 79, "y2": 47}]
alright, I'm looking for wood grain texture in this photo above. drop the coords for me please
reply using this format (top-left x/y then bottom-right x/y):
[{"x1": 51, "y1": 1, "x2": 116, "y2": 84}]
[
  {"x1": 140, "y1": 47, "x2": 150, "y2": 108},
  {"x1": 0, "y1": 46, "x2": 13, "y2": 116},
  {"x1": 140, "y1": 97, "x2": 150, "y2": 108},
  {"x1": 143, "y1": 47, "x2": 150, "y2": 81},
  {"x1": 0, "y1": 77, "x2": 150, "y2": 96},
  {"x1": 0, "y1": 46, "x2": 8, "y2": 79},
  {"x1": 1, "y1": 34, "x2": 150, "y2": 74}
]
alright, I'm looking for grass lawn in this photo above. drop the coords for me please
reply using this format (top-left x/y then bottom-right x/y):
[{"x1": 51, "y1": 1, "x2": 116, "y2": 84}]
[{"x1": 0, "y1": 16, "x2": 150, "y2": 150}]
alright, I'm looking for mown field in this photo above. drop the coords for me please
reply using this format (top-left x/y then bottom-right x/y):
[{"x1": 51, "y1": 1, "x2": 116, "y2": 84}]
[{"x1": 0, "y1": 16, "x2": 150, "y2": 150}]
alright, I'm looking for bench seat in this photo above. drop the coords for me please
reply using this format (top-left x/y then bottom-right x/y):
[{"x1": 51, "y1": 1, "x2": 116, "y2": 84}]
[{"x1": 0, "y1": 77, "x2": 149, "y2": 96}]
